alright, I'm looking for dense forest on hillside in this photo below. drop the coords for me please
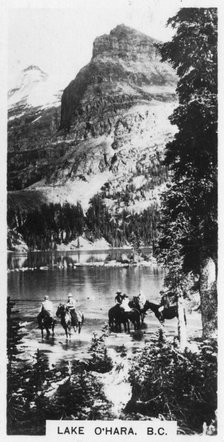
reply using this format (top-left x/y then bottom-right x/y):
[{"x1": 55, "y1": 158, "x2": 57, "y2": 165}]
[{"x1": 7, "y1": 196, "x2": 160, "y2": 251}]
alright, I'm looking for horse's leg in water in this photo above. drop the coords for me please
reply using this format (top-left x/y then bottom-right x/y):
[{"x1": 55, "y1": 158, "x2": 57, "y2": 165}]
[
  {"x1": 65, "y1": 323, "x2": 71, "y2": 339},
  {"x1": 124, "y1": 319, "x2": 130, "y2": 333},
  {"x1": 65, "y1": 326, "x2": 69, "y2": 339},
  {"x1": 52, "y1": 320, "x2": 55, "y2": 336},
  {"x1": 117, "y1": 320, "x2": 121, "y2": 333},
  {"x1": 68, "y1": 323, "x2": 72, "y2": 339},
  {"x1": 62, "y1": 321, "x2": 69, "y2": 339},
  {"x1": 141, "y1": 311, "x2": 145, "y2": 324}
]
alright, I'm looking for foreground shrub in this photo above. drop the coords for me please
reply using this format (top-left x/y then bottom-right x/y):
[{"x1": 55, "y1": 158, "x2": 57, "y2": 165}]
[
  {"x1": 87, "y1": 326, "x2": 113, "y2": 373},
  {"x1": 7, "y1": 325, "x2": 113, "y2": 435},
  {"x1": 126, "y1": 337, "x2": 217, "y2": 434}
]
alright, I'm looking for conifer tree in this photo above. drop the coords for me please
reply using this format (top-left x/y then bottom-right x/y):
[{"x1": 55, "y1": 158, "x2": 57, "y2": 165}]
[{"x1": 158, "y1": 8, "x2": 217, "y2": 338}]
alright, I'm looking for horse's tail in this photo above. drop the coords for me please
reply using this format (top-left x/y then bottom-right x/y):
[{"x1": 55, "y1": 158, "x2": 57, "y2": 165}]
[
  {"x1": 108, "y1": 309, "x2": 113, "y2": 328},
  {"x1": 37, "y1": 312, "x2": 42, "y2": 328}
]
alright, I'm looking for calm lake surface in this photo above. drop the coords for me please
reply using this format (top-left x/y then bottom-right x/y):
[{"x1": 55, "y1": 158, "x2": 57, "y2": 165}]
[{"x1": 7, "y1": 250, "x2": 201, "y2": 366}]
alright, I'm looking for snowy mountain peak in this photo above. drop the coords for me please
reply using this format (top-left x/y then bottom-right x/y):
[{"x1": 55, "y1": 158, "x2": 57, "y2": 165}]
[
  {"x1": 8, "y1": 65, "x2": 62, "y2": 113},
  {"x1": 9, "y1": 65, "x2": 48, "y2": 96},
  {"x1": 20, "y1": 65, "x2": 48, "y2": 84},
  {"x1": 23, "y1": 65, "x2": 46, "y2": 73}
]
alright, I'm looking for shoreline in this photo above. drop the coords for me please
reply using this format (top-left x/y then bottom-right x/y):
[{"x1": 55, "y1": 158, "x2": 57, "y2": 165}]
[
  {"x1": 7, "y1": 245, "x2": 151, "y2": 253},
  {"x1": 7, "y1": 259, "x2": 158, "y2": 273}
]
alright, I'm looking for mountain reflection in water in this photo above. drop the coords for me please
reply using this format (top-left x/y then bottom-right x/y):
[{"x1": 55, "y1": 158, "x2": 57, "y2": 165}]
[{"x1": 7, "y1": 248, "x2": 154, "y2": 270}]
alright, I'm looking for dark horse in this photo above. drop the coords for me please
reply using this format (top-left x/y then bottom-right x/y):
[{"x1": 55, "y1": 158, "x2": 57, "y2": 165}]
[
  {"x1": 129, "y1": 296, "x2": 146, "y2": 324},
  {"x1": 108, "y1": 304, "x2": 140, "y2": 332},
  {"x1": 37, "y1": 311, "x2": 56, "y2": 338},
  {"x1": 143, "y1": 300, "x2": 178, "y2": 324},
  {"x1": 56, "y1": 304, "x2": 84, "y2": 338}
]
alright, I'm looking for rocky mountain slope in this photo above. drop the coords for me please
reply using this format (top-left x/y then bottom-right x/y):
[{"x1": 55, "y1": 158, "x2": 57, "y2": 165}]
[
  {"x1": 8, "y1": 65, "x2": 63, "y2": 189},
  {"x1": 8, "y1": 24, "x2": 178, "y2": 250}
]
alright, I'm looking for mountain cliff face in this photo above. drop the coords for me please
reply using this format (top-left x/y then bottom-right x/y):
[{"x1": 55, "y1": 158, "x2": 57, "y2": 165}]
[
  {"x1": 48, "y1": 24, "x2": 177, "y2": 211},
  {"x1": 8, "y1": 24, "x2": 178, "y2": 250},
  {"x1": 60, "y1": 24, "x2": 176, "y2": 133}
]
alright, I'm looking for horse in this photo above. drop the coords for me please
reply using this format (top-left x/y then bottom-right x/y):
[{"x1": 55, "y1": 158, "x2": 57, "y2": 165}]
[
  {"x1": 56, "y1": 304, "x2": 84, "y2": 338},
  {"x1": 108, "y1": 304, "x2": 140, "y2": 332},
  {"x1": 37, "y1": 311, "x2": 56, "y2": 338},
  {"x1": 143, "y1": 300, "x2": 178, "y2": 323},
  {"x1": 129, "y1": 296, "x2": 146, "y2": 324},
  {"x1": 115, "y1": 293, "x2": 145, "y2": 323}
]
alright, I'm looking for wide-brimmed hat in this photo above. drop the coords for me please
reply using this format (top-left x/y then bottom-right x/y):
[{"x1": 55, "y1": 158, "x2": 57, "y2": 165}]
[
  {"x1": 116, "y1": 290, "x2": 122, "y2": 294},
  {"x1": 68, "y1": 293, "x2": 73, "y2": 298}
]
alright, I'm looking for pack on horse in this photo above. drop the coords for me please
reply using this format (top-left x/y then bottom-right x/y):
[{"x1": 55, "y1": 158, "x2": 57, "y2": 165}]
[
  {"x1": 108, "y1": 304, "x2": 140, "y2": 332},
  {"x1": 56, "y1": 304, "x2": 84, "y2": 338},
  {"x1": 37, "y1": 310, "x2": 56, "y2": 338}
]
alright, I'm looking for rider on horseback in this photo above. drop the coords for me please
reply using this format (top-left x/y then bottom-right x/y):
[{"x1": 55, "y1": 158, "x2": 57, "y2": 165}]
[
  {"x1": 115, "y1": 291, "x2": 131, "y2": 312},
  {"x1": 66, "y1": 293, "x2": 78, "y2": 331},
  {"x1": 158, "y1": 290, "x2": 177, "y2": 315},
  {"x1": 37, "y1": 295, "x2": 54, "y2": 327},
  {"x1": 115, "y1": 290, "x2": 123, "y2": 304},
  {"x1": 120, "y1": 294, "x2": 132, "y2": 312},
  {"x1": 136, "y1": 292, "x2": 146, "y2": 308},
  {"x1": 67, "y1": 293, "x2": 76, "y2": 309},
  {"x1": 158, "y1": 291, "x2": 169, "y2": 313}
]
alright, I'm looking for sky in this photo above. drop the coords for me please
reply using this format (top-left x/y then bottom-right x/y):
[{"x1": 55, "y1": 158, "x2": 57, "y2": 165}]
[{"x1": 7, "y1": 0, "x2": 184, "y2": 90}]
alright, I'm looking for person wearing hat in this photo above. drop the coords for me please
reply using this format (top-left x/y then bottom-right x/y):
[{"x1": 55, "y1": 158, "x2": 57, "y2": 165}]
[
  {"x1": 158, "y1": 290, "x2": 170, "y2": 313},
  {"x1": 120, "y1": 293, "x2": 131, "y2": 312},
  {"x1": 115, "y1": 290, "x2": 123, "y2": 305},
  {"x1": 66, "y1": 293, "x2": 76, "y2": 310},
  {"x1": 66, "y1": 293, "x2": 78, "y2": 331}
]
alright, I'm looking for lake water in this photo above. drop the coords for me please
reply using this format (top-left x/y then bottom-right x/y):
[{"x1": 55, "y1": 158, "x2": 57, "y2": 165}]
[{"x1": 7, "y1": 250, "x2": 201, "y2": 366}]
